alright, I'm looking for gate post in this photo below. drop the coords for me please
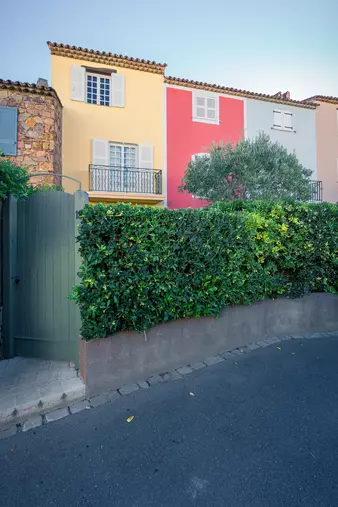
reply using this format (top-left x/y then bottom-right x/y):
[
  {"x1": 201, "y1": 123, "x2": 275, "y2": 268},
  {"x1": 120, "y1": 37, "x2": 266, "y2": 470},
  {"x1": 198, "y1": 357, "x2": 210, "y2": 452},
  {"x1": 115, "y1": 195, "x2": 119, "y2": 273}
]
[
  {"x1": 2, "y1": 196, "x2": 18, "y2": 358},
  {"x1": 74, "y1": 191, "x2": 88, "y2": 366}
]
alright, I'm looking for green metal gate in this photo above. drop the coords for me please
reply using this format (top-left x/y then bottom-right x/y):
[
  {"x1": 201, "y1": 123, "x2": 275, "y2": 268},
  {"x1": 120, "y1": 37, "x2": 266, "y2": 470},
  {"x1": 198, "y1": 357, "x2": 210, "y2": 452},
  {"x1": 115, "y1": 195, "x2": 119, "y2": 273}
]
[{"x1": 2, "y1": 190, "x2": 88, "y2": 363}]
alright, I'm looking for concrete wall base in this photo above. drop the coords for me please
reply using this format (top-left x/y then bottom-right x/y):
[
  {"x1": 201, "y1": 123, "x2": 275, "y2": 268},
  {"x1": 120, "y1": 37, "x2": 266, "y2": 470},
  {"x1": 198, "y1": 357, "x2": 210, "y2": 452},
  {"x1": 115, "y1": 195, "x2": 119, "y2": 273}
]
[{"x1": 80, "y1": 293, "x2": 338, "y2": 395}]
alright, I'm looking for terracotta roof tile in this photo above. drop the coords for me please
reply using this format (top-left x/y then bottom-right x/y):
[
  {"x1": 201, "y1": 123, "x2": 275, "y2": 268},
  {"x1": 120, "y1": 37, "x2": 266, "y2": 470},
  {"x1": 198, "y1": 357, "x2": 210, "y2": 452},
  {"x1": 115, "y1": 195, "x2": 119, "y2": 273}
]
[
  {"x1": 165, "y1": 76, "x2": 317, "y2": 109},
  {"x1": 0, "y1": 79, "x2": 62, "y2": 106},
  {"x1": 47, "y1": 42, "x2": 167, "y2": 75},
  {"x1": 304, "y1": 95, "x2": 338, "y2": 105}
]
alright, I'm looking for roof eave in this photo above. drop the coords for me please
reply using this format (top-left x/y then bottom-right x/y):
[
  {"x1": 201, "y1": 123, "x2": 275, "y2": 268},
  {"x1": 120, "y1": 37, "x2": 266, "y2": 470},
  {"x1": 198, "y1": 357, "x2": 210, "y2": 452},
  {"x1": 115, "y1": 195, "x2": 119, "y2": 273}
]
[{"x1": 165, "y1": 77, "x2": 317, "y2": 109}]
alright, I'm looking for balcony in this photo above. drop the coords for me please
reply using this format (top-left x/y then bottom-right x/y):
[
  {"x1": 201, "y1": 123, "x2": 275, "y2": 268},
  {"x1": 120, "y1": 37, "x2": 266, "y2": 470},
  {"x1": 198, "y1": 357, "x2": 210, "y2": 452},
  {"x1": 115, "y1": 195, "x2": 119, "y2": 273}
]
[
  {"x1": 88, "y1": 165, "x2": 164, "y2": 204},
  {"x1": 309, "y1": 181, "x2": 322, "y2": 202}
]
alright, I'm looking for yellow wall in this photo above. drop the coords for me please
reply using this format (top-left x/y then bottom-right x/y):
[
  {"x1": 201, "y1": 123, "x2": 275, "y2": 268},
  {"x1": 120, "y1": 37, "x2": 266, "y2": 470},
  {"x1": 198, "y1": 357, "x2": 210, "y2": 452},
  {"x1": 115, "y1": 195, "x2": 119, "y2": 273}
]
[{"x1": 50, "y1": 54, "x2": 165, "y2": 195}]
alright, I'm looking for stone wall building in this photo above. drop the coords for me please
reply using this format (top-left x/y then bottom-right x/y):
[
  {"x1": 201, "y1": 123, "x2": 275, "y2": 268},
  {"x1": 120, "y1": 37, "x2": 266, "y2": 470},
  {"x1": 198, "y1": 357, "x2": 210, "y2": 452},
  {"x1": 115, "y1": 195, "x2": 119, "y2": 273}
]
[{"x1": 0, "y1": 79, "x2": 62, "y2": 185}]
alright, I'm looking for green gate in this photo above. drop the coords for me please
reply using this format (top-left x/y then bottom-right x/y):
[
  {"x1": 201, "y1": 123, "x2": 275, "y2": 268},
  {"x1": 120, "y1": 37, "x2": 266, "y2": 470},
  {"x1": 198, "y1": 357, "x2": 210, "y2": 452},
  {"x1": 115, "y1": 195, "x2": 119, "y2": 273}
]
[{"x1": 2, "y1": 190, "x2": 88, "y2": 363}]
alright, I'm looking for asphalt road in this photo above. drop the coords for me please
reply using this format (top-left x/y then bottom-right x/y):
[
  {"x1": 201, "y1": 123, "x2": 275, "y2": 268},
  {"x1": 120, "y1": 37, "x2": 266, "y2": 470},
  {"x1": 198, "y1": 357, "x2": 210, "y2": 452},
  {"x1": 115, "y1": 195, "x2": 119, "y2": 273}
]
[{"x1": 1, "y1": 336, "x2": 338, "y2": 507}]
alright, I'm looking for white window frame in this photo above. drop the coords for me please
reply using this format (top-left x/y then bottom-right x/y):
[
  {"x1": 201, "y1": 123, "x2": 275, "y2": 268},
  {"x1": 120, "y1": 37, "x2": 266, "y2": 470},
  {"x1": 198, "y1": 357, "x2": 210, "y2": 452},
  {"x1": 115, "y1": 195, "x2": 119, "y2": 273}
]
[
  {"x1": 109, "y1": 142, "x2": 138, "y2": 168},
  {"x1": 272, "y1": 109, "x2": 294, "y2": 132},
  {"x1": 192, "y1": 91, "x2": 219, "y2": 125},
  {"x1": 86, "y1": 73, "x2": 111, "y2": 106}
]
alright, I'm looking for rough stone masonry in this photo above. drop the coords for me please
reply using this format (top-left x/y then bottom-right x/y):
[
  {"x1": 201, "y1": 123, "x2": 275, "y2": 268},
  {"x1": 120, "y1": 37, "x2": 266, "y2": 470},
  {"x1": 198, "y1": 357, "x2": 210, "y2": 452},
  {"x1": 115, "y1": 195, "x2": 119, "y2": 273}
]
[{"x1": 0, "y1": 80, "x2": 62, "y2": 186}]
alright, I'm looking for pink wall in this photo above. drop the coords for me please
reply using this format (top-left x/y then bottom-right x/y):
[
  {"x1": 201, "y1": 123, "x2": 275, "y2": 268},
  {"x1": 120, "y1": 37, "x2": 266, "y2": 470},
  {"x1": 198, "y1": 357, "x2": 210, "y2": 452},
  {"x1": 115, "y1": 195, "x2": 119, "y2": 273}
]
[
  {"x1": 166, "y1": 86, "x2": 244, "y2": 209},
  {"x1": 315, "y1": 102, "x2": 338, "y2": 203}
]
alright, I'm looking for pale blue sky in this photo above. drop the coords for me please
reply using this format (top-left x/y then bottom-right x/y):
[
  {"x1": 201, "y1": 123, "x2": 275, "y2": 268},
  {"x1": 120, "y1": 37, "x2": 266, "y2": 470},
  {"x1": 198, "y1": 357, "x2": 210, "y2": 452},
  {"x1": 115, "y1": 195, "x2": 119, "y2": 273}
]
[{"x1": 1, "y1": 0, "x2": 337, "y2": 100}]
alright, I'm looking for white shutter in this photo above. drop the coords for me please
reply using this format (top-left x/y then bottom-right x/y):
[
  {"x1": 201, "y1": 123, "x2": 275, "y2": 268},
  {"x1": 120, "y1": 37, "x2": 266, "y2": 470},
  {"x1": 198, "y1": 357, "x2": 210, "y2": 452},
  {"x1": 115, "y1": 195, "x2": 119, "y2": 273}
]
[
  {"x1": 92, "y1": 139, "x2": 109, "y2": 166},
  {"x1": 273, "y1": 110, "x2": 282, "y2": 128},
  {"x1": 70, "y1": 66, "x2": 85, "y2": 101},
  {"x1": 139, "y1": 144, "x2": 153, "y2": 169},
  {"x1": 111, "y1": 74, "x2": 125, "y2": 107},
  {"x1": 191, "y1": 153, "x2": 210, "y2": 161},
  {"x1": 284, "y1": 112, "x2": 293, "y2": 130}
]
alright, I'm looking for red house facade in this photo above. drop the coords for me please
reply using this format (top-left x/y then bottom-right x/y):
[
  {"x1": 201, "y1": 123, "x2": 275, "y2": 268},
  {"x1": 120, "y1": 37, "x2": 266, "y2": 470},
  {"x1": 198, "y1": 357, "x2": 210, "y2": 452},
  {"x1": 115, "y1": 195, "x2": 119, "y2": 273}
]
[{"x1": 166, "y1": 78, "x2": 245, "y2": 209}]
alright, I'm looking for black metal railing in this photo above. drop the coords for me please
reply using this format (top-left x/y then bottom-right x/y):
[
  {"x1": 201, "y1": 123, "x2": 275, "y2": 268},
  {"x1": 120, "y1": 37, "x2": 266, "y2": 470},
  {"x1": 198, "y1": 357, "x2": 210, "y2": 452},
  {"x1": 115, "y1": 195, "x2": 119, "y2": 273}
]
[
  {"x1": 309, "y1": 180, "x2": 322, "y2": 202},
  {"x1": 89, "y1": 165, "x2": 163, "y2": 195}
]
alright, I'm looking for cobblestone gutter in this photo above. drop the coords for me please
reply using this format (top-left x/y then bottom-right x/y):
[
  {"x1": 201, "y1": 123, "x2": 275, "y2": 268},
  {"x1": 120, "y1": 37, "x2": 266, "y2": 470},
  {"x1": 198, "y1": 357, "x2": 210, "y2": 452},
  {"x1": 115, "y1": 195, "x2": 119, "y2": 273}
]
[{"x1": 1, "y1": 331, "x2": 336, "y2": 440}]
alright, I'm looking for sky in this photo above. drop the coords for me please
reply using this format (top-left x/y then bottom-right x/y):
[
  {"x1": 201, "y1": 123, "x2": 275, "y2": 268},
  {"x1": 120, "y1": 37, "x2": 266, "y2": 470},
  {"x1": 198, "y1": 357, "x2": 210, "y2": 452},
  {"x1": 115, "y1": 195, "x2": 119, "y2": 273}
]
[{"x1": 1, "y1": 0, "x2": 338, "y2": 100}]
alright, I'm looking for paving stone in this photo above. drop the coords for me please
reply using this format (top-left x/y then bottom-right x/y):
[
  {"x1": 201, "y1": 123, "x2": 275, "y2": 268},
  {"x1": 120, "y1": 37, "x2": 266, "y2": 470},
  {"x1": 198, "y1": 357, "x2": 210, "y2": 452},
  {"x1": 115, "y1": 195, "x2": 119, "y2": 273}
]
[
  {"x1": 69, "y1": 400, "x2": 91, "y2": 414},
  {"x1": 325, "y1": 331, "x2": 338, "y2": 336},
  {"x1": 242, "y1": 343, "x2": 260, "y2": 353},
  {"x1": 118, "y1": 384, "x2": 139, "y2": 396},
  {"x1": 160, "y1": 373, "x2": 171, "y2": 381},
  {"x1": 257, "y1": 340, "x2": 270, "y2": 348},
  {"x1": 45, "y1": 407, "x2": 69, "y2": 423},
  {"x1": 176, "y1": 366, "x2": 193, "y2": 375},
  {"x1": 22, "y1": 415, "x2": 43, "y2": 432},
  {"x1": 264, "y1": 337, "x2": 281, "y2": 345},
  {"x1": 220, "y1": 351, "x2": 237, "y2": 360},
  {"x1": 231, "y1": 349, "x2": 244, "y2": 356},
  {"x1": 39, "y1": 381, "x2": 64, "y2": 402},
  {"x1": 0, "y1": 425, "x2": 17, "y2": 440},
  {"x1": 307, "y1": 332, "x2": 327, "y2": 339},
  {"x1": 147, "y1": 375, "x2": 163, "y2": 385},
  {"x1": 61, "y1": 377, "x2": 86, "y2": 399},
  {"x1": 277, "y1": 335, "x2": 293, "y2": 341},
  {"x1": 138, "y1": 381, "x2": 150, "y2": 389},
  {"x1": 203, "y1": 356, "x2": 224, "y2": 366},
  {"x1": 106, "y1": 390, "x2": 121, "y2": 402},
  {"x1": 89, "y1": 393, "x2": 110, "y2": 407},
  {"x1": 168, "y1": 370, "x2": 183, "y2": 381},
  {"x1": 190, "y1": 362, "x2": 207, "y2": 371}
]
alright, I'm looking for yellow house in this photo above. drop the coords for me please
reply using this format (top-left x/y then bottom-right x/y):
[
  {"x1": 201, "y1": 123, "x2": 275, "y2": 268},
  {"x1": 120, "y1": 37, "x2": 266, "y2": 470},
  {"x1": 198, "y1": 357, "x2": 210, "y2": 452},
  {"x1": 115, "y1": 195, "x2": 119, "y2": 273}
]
[{"x1": 48, "y1": 42, "x2": 166, "y2": 205}]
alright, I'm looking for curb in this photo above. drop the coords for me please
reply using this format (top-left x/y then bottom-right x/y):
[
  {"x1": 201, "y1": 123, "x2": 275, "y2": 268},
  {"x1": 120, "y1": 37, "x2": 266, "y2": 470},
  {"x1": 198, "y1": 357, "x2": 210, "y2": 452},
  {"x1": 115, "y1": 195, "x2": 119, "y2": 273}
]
[{"x1": 1, "y1": 331, "x2": 336, "y2": 440}]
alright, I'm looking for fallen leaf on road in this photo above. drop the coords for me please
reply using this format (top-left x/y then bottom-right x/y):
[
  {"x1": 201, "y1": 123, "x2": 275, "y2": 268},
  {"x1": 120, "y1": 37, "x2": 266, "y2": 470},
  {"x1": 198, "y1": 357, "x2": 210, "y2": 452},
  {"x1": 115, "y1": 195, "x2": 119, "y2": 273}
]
[
  {"x1": 291, "y1": 352, "x2": 296, "y2": 355},
  {"x1": 126, "y1": 416, "x2": 134, "y2": 423},
  {"x1": 189, "y1": 392, "x2": 195, "y2": 397},
  {"x1": 10, "y1": 447, "x2": 14, "y2": 452},
  {"x1": 234, "y1": 362, "x2": 239, "y2": 366},
  {"x1": 276, "y1": 347, "x2": 281, "y2": 350}
]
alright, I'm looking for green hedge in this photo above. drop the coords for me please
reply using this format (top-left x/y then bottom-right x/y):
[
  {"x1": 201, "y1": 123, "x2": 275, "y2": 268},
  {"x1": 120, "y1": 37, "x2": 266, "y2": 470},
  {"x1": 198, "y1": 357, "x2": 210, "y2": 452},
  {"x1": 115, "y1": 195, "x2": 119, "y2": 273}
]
[{"x1": 74, "y1": 201, "x2": 338, "y2": 340}]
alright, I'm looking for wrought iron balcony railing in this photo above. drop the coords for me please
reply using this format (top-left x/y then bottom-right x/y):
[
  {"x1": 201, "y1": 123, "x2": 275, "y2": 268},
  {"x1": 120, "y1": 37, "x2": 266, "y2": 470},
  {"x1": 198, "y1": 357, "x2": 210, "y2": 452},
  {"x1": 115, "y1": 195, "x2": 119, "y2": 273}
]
[
  {"x1": 308, "y1": 180, "x2": 322, "y2": 202},
  {"x1": 89, "y1": 165, "x2": 163, "y2": 195}
]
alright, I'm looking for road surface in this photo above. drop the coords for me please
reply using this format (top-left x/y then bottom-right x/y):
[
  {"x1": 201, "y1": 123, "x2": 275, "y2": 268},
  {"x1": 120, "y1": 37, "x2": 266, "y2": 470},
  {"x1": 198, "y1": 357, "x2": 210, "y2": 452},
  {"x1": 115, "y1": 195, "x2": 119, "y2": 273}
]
[{"x1": 1, "y1": 336, "x2": 338, "y2": 506}]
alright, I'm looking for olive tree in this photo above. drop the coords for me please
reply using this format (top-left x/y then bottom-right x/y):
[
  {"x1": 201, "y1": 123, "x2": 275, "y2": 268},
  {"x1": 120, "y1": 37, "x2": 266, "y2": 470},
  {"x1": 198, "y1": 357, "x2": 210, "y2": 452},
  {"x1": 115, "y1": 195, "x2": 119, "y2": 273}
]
[{"x1": 179, "y1": 133, "x2": 313, "y2": 202}]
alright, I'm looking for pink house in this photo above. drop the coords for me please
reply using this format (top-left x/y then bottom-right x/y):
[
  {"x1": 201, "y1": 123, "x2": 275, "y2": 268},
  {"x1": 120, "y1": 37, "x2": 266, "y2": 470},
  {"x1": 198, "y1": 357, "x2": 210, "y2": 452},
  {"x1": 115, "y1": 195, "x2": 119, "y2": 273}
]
[{"x1": 305, "y1": 95, "x2": 338, "y2": 203}]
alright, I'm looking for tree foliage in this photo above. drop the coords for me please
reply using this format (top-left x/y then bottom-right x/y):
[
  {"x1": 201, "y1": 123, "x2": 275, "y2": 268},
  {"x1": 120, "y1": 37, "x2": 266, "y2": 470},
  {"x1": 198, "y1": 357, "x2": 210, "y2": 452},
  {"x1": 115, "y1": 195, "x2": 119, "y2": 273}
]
[
  {"x1": 0, "y1": 156, "x2": 63, "y2": 200},
  {"x1": 0, "y1": 156, "x2": 32, "y2": 200},
  {"x1": 179, "y1": 133, "x2": 313, "y2": 203}
]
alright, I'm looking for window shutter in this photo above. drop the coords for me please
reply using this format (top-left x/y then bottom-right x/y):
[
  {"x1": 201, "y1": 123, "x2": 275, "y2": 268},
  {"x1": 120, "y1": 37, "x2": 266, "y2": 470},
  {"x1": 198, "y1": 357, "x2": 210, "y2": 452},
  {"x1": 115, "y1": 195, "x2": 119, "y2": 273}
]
[
  {"x1": 111, "y1": 74, "x2": 125, "y2": 107},
  {"x1": 138, "y1": 145, "x2": 153, "y2": 169},
  {"x1": 92, "y1": 139, "x2": 109, "y2": 166},
  {"x1": 191, "y1": 153, "x2": 210, "y2": 161},
  {"x1": 284, "y1": 112, "x2": 293, "y2": 130},
  {"x1": 0, "y1": 106, "x2": 18, "y2": 156},
  {"x1": 70, "y1": 65, "x2": 85, "y2": 101},
  {"x1": 273, "y1": 110, "x2": 282, "y2": 127}
]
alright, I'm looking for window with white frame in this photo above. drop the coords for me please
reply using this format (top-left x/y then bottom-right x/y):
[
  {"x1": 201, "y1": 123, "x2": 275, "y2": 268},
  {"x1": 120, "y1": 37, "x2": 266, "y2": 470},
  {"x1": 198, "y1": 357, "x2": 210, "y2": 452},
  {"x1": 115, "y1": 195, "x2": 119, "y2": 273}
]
[
  {"x1": 273, "y1": 110, "x2": 294, "y2": 131},
  {"x1": 70, "y1": 66, "x2": 125, "y2": 107},
  {"x1": 109, "y1": 143, "x2": 137, "y2": 168},
  {"x1": 87, "y1": 74, "x2": 110, "y2": 106},
  {"x1": 193, "y1": 91, "x2": 219, "y2": 124},
  {"x1": 109, "y1": 143, "x2": 138, "y2": 191}
]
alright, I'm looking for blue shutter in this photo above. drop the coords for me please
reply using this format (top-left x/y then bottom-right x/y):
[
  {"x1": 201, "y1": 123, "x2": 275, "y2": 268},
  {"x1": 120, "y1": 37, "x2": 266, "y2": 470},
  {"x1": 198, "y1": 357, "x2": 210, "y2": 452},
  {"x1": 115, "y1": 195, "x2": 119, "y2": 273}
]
[{"x1": 0, "y1": 106, "x2": 18, "y2": 156}]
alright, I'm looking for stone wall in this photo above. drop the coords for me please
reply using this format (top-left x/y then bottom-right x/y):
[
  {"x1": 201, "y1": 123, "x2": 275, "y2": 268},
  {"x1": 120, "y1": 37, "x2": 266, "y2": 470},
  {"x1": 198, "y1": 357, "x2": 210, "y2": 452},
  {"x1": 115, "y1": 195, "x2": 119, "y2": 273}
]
[{"x1": 0, "y1": 88, "x2": 62, "y2": 185}]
